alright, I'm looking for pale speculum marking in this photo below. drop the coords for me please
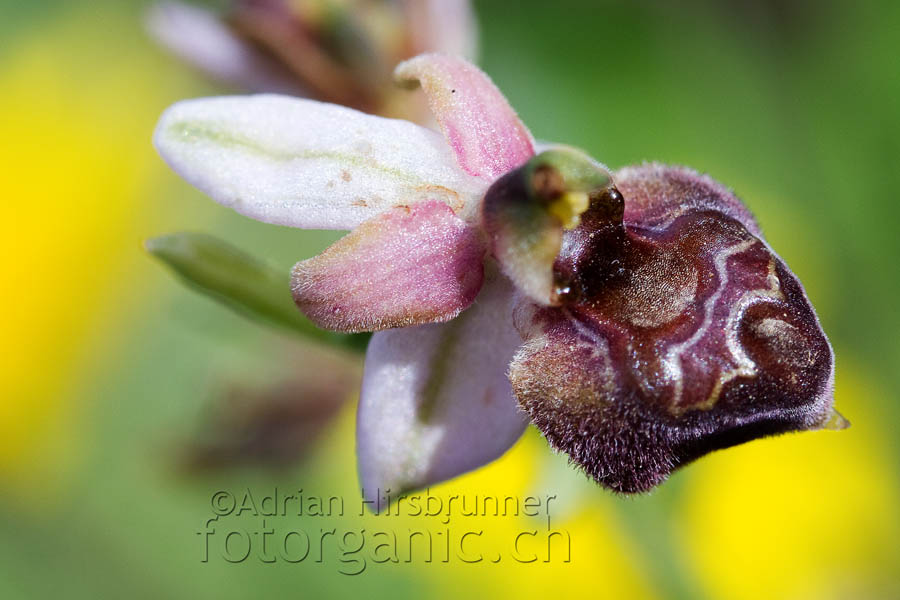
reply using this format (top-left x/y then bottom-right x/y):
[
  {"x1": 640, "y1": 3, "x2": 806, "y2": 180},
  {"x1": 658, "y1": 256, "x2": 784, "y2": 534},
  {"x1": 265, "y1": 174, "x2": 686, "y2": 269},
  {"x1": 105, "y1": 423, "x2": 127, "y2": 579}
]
[
  {"x1": 507, "y1": 164, "x2": 836, "y2": 493},
  {"x1": 662, "y1": 238, "x2": 765, "y2": 414},
  {"x1": 621, "y1": 255, "x2": 699, "y2": 329},
  {"x1": 563, "y1": 308, "x2": 617, "y2": 401},
  {"x1": 710, "y1": 257, "x2": 787, "y2": 406}
]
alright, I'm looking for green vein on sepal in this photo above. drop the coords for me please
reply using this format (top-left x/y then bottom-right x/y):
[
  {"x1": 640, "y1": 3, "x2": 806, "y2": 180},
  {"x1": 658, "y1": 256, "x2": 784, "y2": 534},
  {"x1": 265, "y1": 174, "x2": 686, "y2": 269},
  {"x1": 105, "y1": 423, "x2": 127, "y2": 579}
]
[{"x1": 167, "y1": 120, "x2": 422, "y2": 184}]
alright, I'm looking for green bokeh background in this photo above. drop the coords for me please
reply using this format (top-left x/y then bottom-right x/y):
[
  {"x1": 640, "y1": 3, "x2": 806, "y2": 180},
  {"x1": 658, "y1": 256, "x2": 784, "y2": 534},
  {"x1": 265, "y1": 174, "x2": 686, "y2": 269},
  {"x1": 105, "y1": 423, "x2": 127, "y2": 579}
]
[{"x1": 2, "y1": 1, "x2": 899, "y2": 598}]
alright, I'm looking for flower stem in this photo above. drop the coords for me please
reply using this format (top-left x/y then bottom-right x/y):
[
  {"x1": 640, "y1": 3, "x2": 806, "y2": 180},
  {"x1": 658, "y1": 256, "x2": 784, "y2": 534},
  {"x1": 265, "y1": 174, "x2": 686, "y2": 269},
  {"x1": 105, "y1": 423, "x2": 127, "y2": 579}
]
[{"x1": 145, "y1": 232, "x2": 369, "y2": 352}]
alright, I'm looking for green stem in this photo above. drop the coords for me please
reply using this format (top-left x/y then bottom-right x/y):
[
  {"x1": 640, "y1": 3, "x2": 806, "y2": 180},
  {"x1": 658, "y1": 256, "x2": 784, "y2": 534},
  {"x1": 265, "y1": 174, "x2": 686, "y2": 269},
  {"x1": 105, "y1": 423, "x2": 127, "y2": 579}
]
[{"x1": 610, "y1": 479, "x2": 706, "y2": 600}]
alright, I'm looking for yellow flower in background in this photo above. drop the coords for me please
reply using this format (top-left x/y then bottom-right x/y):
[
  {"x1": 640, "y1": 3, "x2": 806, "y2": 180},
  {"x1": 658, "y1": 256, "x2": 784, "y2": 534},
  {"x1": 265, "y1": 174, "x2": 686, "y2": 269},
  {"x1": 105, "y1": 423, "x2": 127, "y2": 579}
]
[
  {"x1": 309, "y1": 406, "x2": 658, "y2": 598},
  {"x1": 679, "y1": 358, "x2": 900, "y2": 599},
  {"x1": 0, "y1": 8, "x2": 185, "y2": 503},
  {"x1": 2, "y1": 4, "x2": 898, "y2": 600}
]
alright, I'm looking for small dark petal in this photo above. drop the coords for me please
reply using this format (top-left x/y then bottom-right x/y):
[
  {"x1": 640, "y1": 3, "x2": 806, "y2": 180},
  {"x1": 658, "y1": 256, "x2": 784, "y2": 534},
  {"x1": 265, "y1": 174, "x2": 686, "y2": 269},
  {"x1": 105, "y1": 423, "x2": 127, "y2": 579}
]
[
  {"x1": 177, "y1": 351, "x2": 360, "y2": 473},
  {"x1": 227, "y1": 0, "x2": 379, "y2": 111},
  {"x1": 510, "y1": 163, "x2": 837, "y2": 493}
]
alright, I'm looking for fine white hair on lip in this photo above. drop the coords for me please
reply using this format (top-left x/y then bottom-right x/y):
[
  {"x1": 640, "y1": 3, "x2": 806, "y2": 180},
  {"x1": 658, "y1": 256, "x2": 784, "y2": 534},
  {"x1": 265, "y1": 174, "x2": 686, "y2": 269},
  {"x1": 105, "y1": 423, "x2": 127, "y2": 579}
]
[{"x1": 153, "y1": 94, "x2": 486, "y2": 230}]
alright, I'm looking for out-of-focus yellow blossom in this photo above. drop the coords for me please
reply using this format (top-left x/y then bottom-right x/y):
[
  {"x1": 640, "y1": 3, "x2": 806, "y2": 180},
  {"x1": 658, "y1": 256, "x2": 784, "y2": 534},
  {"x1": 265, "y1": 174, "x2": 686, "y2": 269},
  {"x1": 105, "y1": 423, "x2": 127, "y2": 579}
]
[
  {"x1": 414, "y1": 433, "x2": 655, "y2": 599},
  {"x1": 309, "y1": 404, "x2": 657, "y2": 597},
  {"x1": 0, "y1": 10, "x2": 182, "y2": 504},
  {"x1": 678, "y1": 358, "x2": 899, "y2": 600}
]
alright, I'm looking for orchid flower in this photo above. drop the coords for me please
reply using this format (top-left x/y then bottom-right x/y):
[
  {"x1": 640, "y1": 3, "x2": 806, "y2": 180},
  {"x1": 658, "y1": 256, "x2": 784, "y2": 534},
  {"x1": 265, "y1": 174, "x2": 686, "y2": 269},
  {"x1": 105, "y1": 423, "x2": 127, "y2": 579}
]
[
  {"x1": 147, "y1": 0, "x2": 476, "y2": 119},
  {"x1": 154, "y1": 53, "x2": 843, "y2": 501}
]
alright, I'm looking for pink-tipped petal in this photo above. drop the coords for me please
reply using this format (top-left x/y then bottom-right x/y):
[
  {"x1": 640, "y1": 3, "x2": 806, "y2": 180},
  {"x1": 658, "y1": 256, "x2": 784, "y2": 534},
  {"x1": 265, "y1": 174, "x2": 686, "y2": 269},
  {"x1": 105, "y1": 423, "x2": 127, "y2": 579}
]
[
  {"x1": 395, "y1": 53, "x2": 534, "y2": 180},
  {"x1": 356, "y1": 272, "x2": 529, "y2": 506},
  {"x1": 154, "y1": 95, "x2": 486, "y2": 230},
  {"x1": 292, "y1": 200, "x2": 485, "y2": 333}
]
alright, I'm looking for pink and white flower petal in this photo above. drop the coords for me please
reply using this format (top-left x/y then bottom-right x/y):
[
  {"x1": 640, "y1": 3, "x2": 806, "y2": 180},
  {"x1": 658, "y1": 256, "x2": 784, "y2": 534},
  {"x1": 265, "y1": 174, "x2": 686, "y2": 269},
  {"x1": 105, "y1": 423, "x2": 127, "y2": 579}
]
[
  {"x1": 395, "y1": 53, "x2": 535, "y2": 180},
  {"x1": 146, "y1": 2, "x2": 304, "y2": 95},
  {"x1": 356, "y1": 273, "x2": 529, "y2": 506},
  {"x1": 153, "y1": 95, "x2": 486, "y2": 230},
  {"x1": 292, "y1": 200, "x2": 486, "y2": 333}
]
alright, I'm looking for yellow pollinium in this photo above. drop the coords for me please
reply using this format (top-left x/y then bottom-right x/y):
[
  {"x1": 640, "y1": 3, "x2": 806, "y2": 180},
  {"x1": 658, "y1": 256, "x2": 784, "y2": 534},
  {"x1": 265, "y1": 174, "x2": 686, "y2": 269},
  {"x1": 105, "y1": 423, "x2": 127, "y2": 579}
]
[{"x1": 548, "y1": 191, "x2": 590, "y2": 229}]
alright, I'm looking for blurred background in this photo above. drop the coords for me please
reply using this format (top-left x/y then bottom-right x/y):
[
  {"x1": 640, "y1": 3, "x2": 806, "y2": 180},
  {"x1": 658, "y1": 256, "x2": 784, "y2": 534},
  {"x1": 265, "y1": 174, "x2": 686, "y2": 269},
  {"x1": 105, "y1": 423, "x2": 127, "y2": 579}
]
[{"x1": 2, "y1": 0, "x2": 899, "y2": 598}]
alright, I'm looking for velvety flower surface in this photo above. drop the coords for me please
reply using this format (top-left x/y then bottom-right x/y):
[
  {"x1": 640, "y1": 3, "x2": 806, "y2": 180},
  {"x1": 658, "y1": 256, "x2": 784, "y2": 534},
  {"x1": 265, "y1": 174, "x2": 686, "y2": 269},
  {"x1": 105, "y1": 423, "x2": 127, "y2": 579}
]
[
  {"x1": 507, "y1": 165, "x2": 836, "y2": 492},
  {"x1": 154, "y1": 53, "x2": 841, "y2": 501}
]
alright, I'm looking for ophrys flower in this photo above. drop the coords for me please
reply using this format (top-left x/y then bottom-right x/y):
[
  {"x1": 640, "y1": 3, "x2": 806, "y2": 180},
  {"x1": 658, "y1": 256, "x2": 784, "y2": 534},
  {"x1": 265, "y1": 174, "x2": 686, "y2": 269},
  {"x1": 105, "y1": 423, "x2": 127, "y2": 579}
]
[{"x1": 154, "y1": 53, "x2": 842, "y2": 502}]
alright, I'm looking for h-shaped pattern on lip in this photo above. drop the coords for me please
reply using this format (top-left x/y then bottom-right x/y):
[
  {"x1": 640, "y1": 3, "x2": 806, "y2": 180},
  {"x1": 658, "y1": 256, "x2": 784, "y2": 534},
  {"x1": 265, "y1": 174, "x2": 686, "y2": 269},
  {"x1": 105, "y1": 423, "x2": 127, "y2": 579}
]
[
  {"x1": 510, "y1": 164, "x2": 835, "y2": 493},
  {"x1": 153, "y1": 51, "x2": 840, "y2": 504}
]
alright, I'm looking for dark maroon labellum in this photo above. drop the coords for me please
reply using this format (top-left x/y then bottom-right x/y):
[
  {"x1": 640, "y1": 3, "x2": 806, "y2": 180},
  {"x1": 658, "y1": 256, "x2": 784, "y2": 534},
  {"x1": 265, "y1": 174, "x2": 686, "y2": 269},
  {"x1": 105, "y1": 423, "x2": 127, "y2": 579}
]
[{"x1": 507, "y1": 163, "x2": 836, "y2": 493}]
